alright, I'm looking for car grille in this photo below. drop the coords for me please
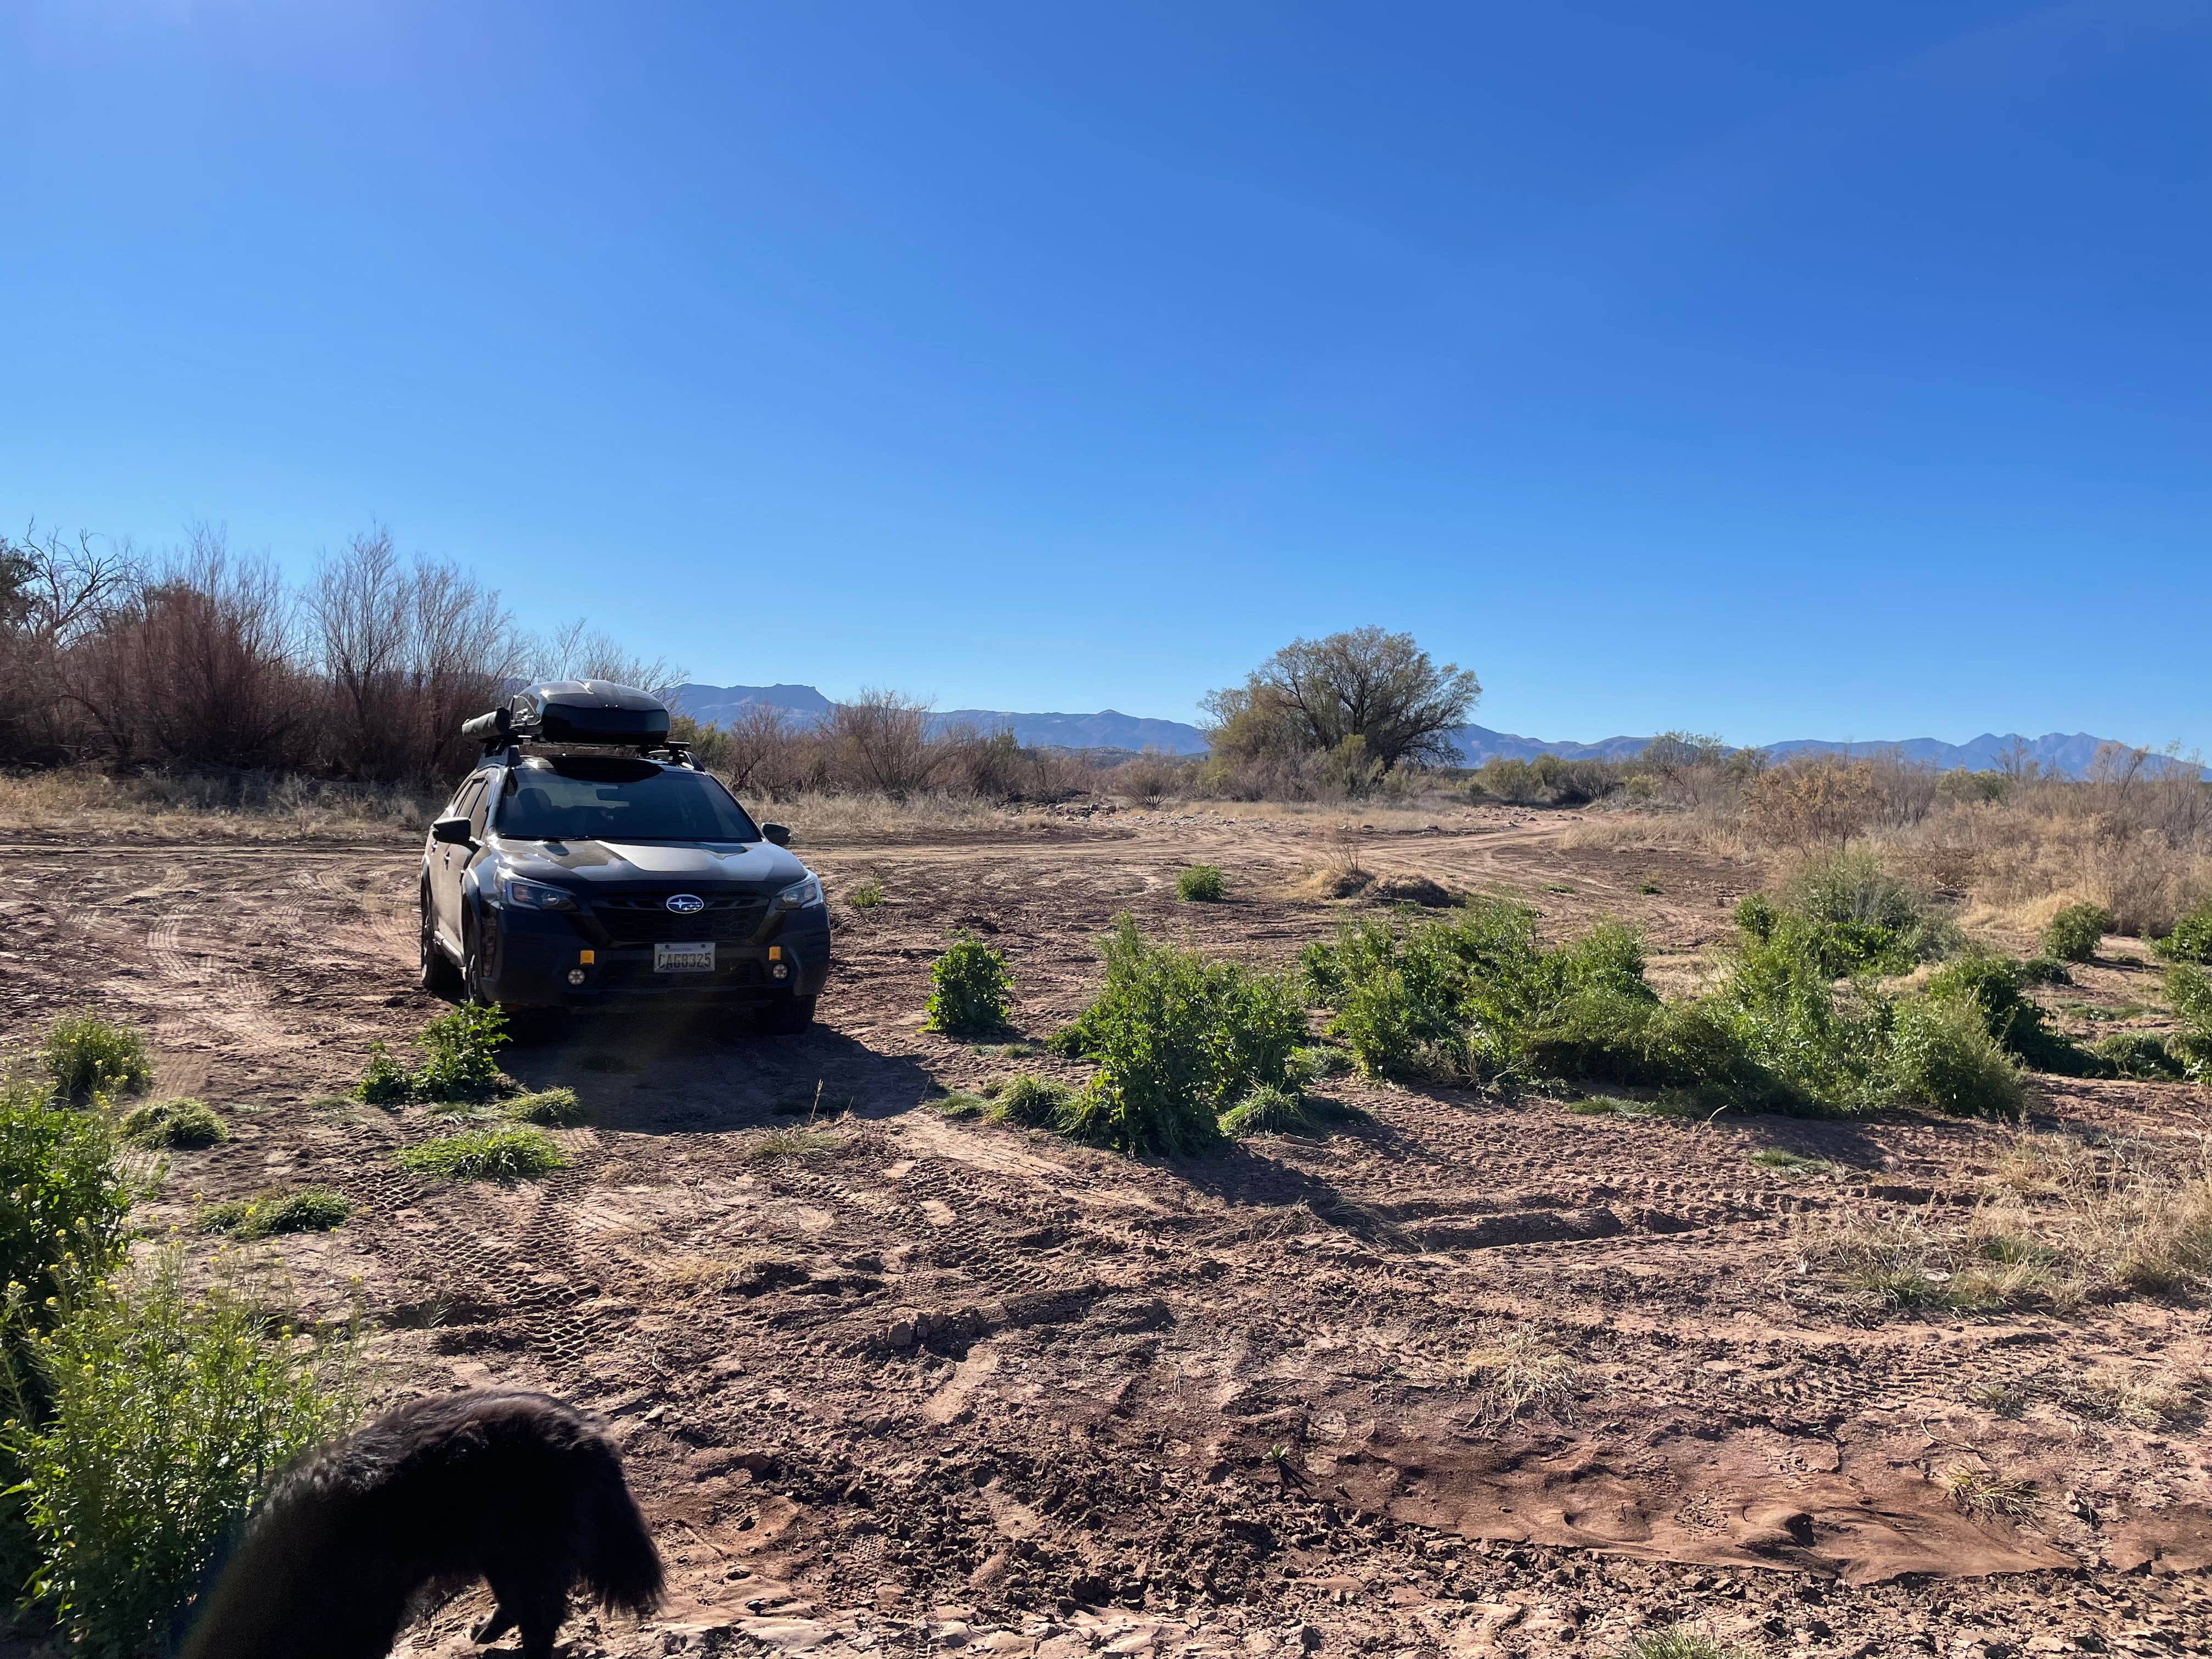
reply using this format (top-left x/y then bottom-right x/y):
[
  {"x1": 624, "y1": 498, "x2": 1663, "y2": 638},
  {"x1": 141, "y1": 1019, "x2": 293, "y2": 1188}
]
[{"x1": 589, "y1": 895, "x2": 771, "y2": 945}]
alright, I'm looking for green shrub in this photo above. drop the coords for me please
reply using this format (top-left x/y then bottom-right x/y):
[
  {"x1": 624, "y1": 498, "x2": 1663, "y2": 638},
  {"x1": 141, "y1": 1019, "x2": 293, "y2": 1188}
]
[
  {"x1": 2019, "y1": 955, "x2": 2073, "y2": 986},
  {"x1": 2090, "y1": 1032, "x2": 2185, "y2": 1080},
  {"x1": 1054, "y1": 916, "x2": 1305, "y2": 1155},
  {"x1": 413, "y1": 1004, "x2": 508, "y2": 1099},
  {"x1": 2155, "y1": 900, "x2": 2212, "y2": 964},
  {"x1": 1732, "y1": 891, "x2": 1779, "y2": 941},
  {"x1": 848, "y1": 877, "x2": 884, "y2": 911},
  {"x1": 1287, "y1": 1043, "x2": 1351, "y2": 1082},
  {"x1": 1735, "y1": 851, "x2": 1955, "y2": 979},
  {"x1": 1882, "y1": 995, "x2": 2024, "y2": 1117},
  {"x1": 1926, "y1": 952, "x2": 2100, "y2": 1075},
  {"x1": 2164, "y1": 965, "x2": 2212, "y2": 1081},
  {"x1": 118, "y1": 1098, "x2": 226, "y2": 1150},
  {"x1": 499, "y1": 1087, "x2": 587, "y2": 1127},
  {"x1": 398, "y1": 1124, "x2": 566, "y2": 1181},
  {"x1": 0, "y1": 1254, "x2": 355, "y2": 1658},
  {"x1": 1176, "y1": 864, "x2": 1227, "y2": 903},
  {"x1": 42, "y1": 1015, "x2": 153, "y2": 1102},
  {"x1": 0, "y1": 1079, "x2": 132, "y2": 1339},
  {"x1": 989, "y1": 1074, "x2": 1077, "y2": 1129},
  {"x1": 2043, "y1": 903, "x2": 2112, "y2": 963},
  {"x1": 924, "y1": 937, "x2": 1016, "y2": 1037},
  {"x1": 198, "y1": 1189, "x2": 350, "y2": 1240},
  {"x1": 354, "y1": 1042, "x2": 413, "y2": 1104}
]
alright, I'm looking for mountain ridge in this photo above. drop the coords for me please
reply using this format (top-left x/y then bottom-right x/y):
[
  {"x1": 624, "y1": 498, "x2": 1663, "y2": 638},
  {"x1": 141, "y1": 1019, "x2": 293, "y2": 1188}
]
[{"x1": 666, "y1": 685, "x2": 2193, "y2": 780}]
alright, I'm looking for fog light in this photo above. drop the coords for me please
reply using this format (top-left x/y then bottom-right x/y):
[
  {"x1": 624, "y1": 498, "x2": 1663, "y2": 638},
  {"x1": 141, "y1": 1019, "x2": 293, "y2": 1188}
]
[
  {"x1": 772, "y1": 963, "x2": 789, "y2": 980},
  {"x1": 567, "y1": 968, "x2": 587, "y2": 985}
]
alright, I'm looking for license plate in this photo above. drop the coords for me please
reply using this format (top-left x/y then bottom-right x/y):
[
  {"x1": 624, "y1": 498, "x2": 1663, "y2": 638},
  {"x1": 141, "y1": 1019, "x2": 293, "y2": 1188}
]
[{"x1": 653, "y1": 941, "x2": 715, "y2": 974}]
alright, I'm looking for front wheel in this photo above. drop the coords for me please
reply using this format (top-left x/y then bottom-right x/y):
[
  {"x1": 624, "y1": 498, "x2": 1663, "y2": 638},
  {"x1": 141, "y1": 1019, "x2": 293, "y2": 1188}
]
[
  {"x1": 760, "y1": 995, "x2": 817, "y2": 1036},
  {"x1": 419, "y1": 888, "x2": 462, "y2": 998}
]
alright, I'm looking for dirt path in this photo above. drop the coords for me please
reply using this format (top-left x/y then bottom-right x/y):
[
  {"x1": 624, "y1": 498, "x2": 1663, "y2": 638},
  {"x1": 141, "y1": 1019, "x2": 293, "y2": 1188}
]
[{"x1": 2, "y1": 810, "x2": 2207, "y2": 1656}]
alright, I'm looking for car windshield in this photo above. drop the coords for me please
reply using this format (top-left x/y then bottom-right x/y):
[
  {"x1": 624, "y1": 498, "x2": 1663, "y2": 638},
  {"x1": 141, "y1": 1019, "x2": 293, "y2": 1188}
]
[{"x1": 495, "y1": 761, "x2": 761, "y2": 843}]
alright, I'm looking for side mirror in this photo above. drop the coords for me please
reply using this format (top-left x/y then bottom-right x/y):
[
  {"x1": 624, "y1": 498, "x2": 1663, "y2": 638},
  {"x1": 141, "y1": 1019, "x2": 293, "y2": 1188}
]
[
  {"x1": 761, "y1": 822, "x2": 792, "y2": 848},
  {"x1": 430, "y1": 816, "x2": 475, "y2": 847}
]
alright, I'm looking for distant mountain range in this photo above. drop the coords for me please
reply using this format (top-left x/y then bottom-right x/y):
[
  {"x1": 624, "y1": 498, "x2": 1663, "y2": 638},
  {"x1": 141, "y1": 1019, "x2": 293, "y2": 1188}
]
[
  {"x1": 667, "y1": 685, "x2": 2192, "y2": 780},
  {"x1": 668, "y1": 684, "x2": 1212, "y2": 755}
]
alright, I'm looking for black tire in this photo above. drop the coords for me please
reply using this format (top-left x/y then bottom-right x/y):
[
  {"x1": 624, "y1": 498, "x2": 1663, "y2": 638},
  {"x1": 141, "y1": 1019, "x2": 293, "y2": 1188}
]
[
  {"x1": 760, "y1": 995, "x2": 817, "y2": 1036},
  {"x1": 461, "y1": 915, "x2": 493, "y2": 1007},
  {"x1": 419, "y1": 887, "x2": 463, "y2": 998}
]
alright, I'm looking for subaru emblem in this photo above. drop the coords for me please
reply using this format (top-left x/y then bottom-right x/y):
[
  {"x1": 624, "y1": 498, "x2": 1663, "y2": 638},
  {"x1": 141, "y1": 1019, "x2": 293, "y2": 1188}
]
[{"x1": 665, "y1": 893, "x2": 706, "y2": 914}]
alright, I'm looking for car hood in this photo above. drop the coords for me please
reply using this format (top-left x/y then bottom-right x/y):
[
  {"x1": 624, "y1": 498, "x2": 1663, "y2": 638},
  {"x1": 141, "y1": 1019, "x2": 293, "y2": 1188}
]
[{"x1": 491, "y1": 837, "x2": 810, "y2": 890}]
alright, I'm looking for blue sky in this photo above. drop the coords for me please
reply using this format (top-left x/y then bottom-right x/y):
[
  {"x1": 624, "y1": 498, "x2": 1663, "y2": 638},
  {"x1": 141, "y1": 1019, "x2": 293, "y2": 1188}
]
[{"x1": 4, "y1": 2, "x2": 2206, "y2": 748}]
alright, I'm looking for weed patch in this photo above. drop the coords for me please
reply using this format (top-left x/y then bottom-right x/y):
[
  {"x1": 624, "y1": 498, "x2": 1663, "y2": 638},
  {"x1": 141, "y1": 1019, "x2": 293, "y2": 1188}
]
[
  {"x1": 198, "y1": 1188, "x2": 350, "y2": 1239},
  {"x1": 0, "y1": 1251, "x2": 356, "y2": 1658},
  {"x1": 1748, "y1": 1148, "x2": 1832, "y2": 1175},
  {"x1": 2154, "y1": 899, "x2": 2212, "y2": 964},
  {"x1": 1176, "y1": 864, "x2": 1226, "y2": 902},
  {"x1": 1614, "y1": 1632, "x2": 1759, "y2": 1659},
  {"x1": 398, "y1": 1124, "x2": 565, "y2": 1180},
  {"x1": 2044, "y1": 902, "x2": 2112, "y2": 963},
  {"x1": 118, "y1": 1098, "x2": 227, "y2": 1150},
  {"x1": 925, "y1": 937, "x2": 1016, "y2": 1037},
  {"x1": 848, "y1": 877, "x2": 884, "y2": 911},
  {"x1": 0, "y1": 1080, "x2": 132, "y2": 1341},
  {"x1": 355, "y1": 1005, "x2": 510, "y2": 1104},
  {"x1": 42, "y1": 1014, "x2": 152, "y2": 1102},
  {"x1": 1053, "y1": 916, "x2": 1305, "y2": 1155},
  {"x1": 499, "y1": 1087, "x2": 588, "y2": 1127},
  {"x1": 1944, "y1": 1465, "x2": 2040, "y2": 1522}
]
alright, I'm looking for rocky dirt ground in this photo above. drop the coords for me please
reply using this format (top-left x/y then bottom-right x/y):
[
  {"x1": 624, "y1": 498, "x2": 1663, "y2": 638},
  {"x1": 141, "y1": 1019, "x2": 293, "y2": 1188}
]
[{"x1": 0, "y1": 803, "x2": 2208, "y2": 1658}]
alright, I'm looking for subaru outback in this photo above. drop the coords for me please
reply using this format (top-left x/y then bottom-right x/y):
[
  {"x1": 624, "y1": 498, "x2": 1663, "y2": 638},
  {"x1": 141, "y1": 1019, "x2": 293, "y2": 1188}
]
[{"x1": 418, "y1": 680, "x2": 830, "y2": 1036}]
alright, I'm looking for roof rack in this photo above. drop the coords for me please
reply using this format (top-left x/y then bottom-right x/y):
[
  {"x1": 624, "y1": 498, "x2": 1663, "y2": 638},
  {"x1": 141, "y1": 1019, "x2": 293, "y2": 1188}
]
[{"x1": 461, "y1": 681, "x2": 702, "y2": 769}]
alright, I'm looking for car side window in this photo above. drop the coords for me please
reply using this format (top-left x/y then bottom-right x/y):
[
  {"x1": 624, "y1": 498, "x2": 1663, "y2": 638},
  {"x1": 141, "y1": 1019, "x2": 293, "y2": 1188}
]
[
  {"x1": 449, "y1": 778, "x2": 484, "y2": 835},
  {"x1": 467, "y1": 780, "x2": 493, "y2": 839}
]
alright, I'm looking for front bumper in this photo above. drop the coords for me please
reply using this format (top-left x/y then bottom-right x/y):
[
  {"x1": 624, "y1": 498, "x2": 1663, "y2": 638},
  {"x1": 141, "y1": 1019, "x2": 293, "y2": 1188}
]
[{"x1": 478, "y1": 902, "x2": 832, "y2": 1008}]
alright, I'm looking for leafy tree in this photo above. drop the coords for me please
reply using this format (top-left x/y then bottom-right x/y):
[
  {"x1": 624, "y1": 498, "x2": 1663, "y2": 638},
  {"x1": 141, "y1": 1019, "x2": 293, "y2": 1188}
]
[{"x1": 1202, "y1": 628, "x2": 1478, "y2": 773}]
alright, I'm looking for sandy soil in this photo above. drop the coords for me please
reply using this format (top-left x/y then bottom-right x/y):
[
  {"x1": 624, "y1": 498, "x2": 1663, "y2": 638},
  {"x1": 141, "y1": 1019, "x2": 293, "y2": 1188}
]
[{"x1": 1, "y1": 804, "x2": 2207, "y2": 1658}]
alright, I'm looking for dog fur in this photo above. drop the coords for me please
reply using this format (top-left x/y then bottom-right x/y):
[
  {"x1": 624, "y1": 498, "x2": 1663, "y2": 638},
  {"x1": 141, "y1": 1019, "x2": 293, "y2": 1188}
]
[{"x1": 178, "y1": 1389, "x2": 664, "y2": 1659}]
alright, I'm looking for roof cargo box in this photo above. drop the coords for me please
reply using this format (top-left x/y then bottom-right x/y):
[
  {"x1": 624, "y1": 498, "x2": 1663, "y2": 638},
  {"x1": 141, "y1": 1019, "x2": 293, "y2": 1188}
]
[{"x1": 507, "y1": 681, "x2": 670, "y2": 747}]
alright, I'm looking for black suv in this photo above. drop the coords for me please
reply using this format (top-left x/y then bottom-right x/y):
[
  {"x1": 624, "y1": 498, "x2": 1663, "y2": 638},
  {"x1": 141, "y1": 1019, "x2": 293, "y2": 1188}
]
[{"x1": 419, "y1": 681, "x2": 830, "y2": 1034}]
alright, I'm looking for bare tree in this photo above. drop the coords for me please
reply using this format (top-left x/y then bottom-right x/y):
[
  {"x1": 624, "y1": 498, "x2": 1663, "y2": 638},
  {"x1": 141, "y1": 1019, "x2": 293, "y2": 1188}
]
[
  {"x1": 0, "y1": 524, "x2": 138, "y2": 763},
  {"x1": 309, "y1": 529, "x2": 522, "y2": 782},
  {"x1": 64, "y1": 530, "x2": 306, "y2": 769},
  {"x1": 532, "y1": 618, "x2": 687, "y2": 695},
  {"x1": 826, "y1": 689, "x2": 940, "y2": 797}
]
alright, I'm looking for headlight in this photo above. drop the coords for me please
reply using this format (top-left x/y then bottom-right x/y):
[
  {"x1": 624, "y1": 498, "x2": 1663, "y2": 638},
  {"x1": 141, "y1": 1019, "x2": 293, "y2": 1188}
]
[
  {"x1": 501, "y1": 877, "x2": 578, "y2": 911},
  {"x1": 774, "y1": 874, "x2": 823, "y2": 910}
]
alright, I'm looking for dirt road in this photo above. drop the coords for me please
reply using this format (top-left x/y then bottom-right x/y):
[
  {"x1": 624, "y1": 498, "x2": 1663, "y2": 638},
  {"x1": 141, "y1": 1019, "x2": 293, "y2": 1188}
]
[{"x1": 2, "y1": 808, "x2": 2207, "y2": 1656}]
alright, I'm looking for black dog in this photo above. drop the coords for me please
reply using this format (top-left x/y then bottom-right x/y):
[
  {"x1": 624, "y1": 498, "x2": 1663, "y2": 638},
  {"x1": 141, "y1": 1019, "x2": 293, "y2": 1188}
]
[{"x1": 179, "y1": 1389, "x2": 664, "y2": 1659}]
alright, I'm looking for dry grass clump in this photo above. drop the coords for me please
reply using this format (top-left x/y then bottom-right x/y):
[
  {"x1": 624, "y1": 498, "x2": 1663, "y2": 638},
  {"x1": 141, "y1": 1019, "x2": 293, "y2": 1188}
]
[
  {"x1": 2063, "y1": 1367, "x2": 2201, "y2": 1429},
  {"x1": 0, "y1": 768, "x2": 438, "y2": 839},
  {"x1": 1813, "y1": 1213, "x2": 2047, "y2": 1312},
  {"x1": 656, "y1": 1249, "x2": 811, "y2": 1300},
  {"x1": 1370, "y1": 872, "x2": 1453, "y2": 907},
  {"x1": 1944, "y1": 1464, "x2": 2040, "y2": 1522},
  {"x1": 1814, "y1": 1132, "x2": 2212, "y2": 1314},
  {"x1": 1459, "y1": 1324, "x2": 1582, "y2": 1430},
  {"x1": 742, "y1": 1125, "x2": 845, "y2": 1162}
]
